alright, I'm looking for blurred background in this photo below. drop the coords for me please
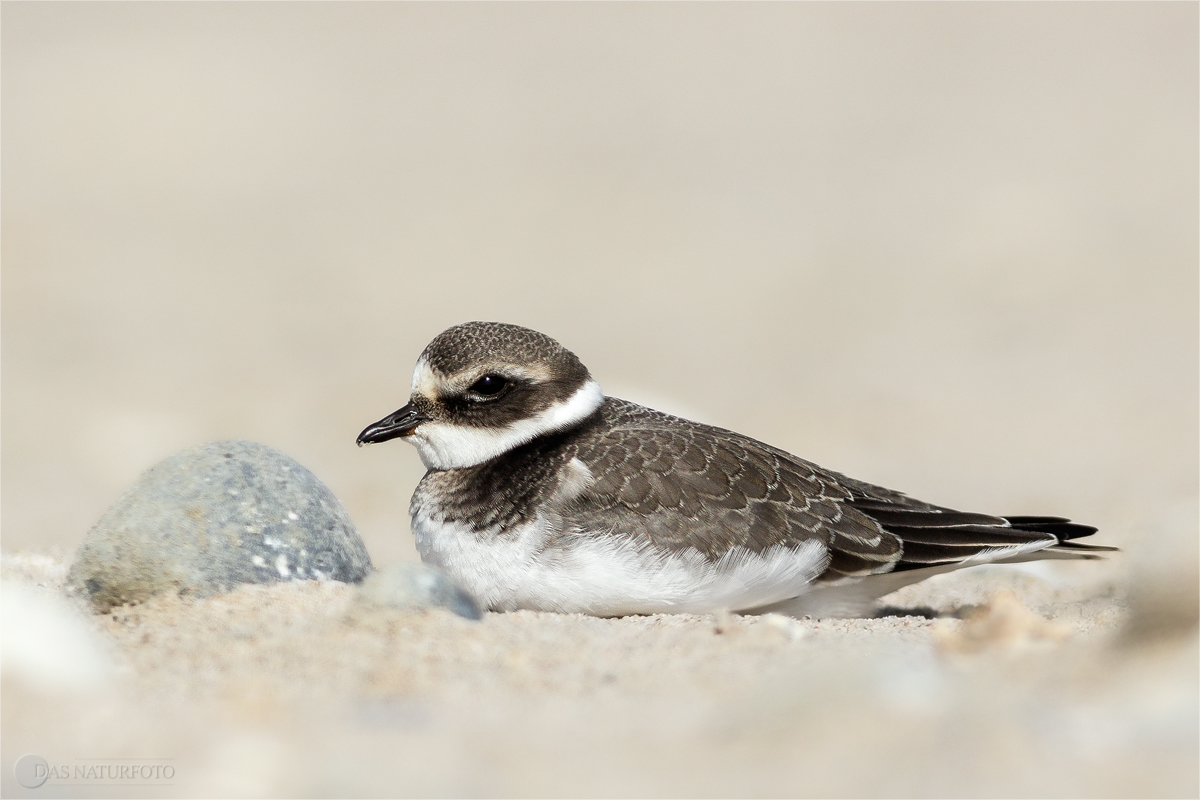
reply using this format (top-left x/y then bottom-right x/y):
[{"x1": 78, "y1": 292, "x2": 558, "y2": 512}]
[
  {"x1": 3, "y1": 2, "x2": 1196, "y2": 570},
  {"x1": 3, "y1": 6, "x2": 1197, "y2": 798}
]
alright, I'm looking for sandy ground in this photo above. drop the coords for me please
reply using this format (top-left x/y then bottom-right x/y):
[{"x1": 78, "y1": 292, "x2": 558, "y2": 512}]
[
  {"x1": 2, "y1": 547, "x2": 1196, "y2": 798},
  {"x1": 3, "y1": 4, "x2": 1197, "y2": 797}
]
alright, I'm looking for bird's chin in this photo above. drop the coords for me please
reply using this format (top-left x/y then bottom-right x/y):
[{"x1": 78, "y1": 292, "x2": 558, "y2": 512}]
[
  {"x1": 406, "y1": 421, "x2": 534, "y2": 471},
  {"x1": 408, "y1": 427, "x2": 480, "y2": 471},
  {"x1": 408, "y1": 433, "x2": 443, "y2": 471},
  {"x1": 404, "y1": 381, "x2": 604, "y2": 471}
]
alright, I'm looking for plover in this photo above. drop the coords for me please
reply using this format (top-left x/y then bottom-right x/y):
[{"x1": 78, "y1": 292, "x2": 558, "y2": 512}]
[{"x1": 358, "y1": 322, "x2": 1110, "y2": 618}]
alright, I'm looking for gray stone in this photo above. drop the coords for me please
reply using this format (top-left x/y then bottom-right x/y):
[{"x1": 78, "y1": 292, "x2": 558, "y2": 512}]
[
  {"x1": 66, "y1": 441, "x2": 373, "y2": 612},
  {"x1": 357, "y1": 563, "x2": 482, "y2": 620}
]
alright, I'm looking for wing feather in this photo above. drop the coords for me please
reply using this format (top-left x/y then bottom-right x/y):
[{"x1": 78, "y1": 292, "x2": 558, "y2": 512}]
[{"x1": 566, "y1": 399, "x2": 1102, "y2": 580}]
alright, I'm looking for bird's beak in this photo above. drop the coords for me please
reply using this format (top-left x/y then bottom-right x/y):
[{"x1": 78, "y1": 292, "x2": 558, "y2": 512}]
[{"x1": 356, "y1": 403, "x2": 430, "y2": 446}]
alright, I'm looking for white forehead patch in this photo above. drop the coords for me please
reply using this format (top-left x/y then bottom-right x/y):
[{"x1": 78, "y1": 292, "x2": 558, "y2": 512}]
[
  {"x1": 411, "y1": 355, "x2": 437, "y2": 397},
  {"x1": 404, "y1": 379, "x2": 604, "y2": 470}
]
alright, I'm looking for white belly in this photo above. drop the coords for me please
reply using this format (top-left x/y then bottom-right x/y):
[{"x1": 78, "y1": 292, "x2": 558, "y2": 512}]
[{"x1": 410, "y1": 504, "x2": 829, "y2": 616}]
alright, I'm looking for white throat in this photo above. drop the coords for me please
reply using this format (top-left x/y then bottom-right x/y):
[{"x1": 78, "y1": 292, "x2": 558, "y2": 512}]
[{"x1": 406, "y1": 379, "x2": 604, "y2": 470}]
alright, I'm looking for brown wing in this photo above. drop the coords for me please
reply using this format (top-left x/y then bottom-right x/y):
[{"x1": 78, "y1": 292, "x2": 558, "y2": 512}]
[
  {"x1": 567, "y1": 399, "x2": 1105, "y2": 579},
  {"x1": 567, "y1": 401, "x2": 902, "y2": 579}
]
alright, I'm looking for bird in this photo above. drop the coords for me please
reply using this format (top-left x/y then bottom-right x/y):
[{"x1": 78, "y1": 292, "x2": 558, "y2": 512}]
[{"x1": 357, "y1": 321, "x2": 1110, "y2": 618}]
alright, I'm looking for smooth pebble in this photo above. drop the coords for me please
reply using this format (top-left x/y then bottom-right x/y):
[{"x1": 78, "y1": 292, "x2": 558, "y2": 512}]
[
  {"x1": 357, "y1": 562, "x2": 483, "y2": 620},
  {"x1": 66, "y1": 440, "x2": 373, "y2": 612}
]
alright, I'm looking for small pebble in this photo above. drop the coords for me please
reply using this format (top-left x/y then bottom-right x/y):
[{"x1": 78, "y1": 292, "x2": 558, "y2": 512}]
[
  {"x1": 65, "y1": 441, "x2": 373, "y2": 612},
  {"x1": 712, "y1": 608, "x2": 743, "y2": 635},
  {"x1": 356, "y1": 563, "x2": 482, "y2": 620},
  {"x1": 1, "y1": 580, "x2": 115, "y2": 691},
  {"x1": 759, "y1": 612, "x2": 809, "y2": 641},
  {"x1": 935, "y1": 589, "x2": 1070, "y2": 653}
]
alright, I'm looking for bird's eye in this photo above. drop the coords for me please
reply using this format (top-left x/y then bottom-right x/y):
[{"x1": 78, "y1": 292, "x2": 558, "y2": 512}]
[{"x1": 468, "y1": 374, "x2": 508, "y2": 397}]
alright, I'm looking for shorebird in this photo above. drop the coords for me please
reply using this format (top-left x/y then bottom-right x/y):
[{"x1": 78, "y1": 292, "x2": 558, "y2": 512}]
[{"x1": 358, "y1": 321, "x2": 1109, "y2": 617}]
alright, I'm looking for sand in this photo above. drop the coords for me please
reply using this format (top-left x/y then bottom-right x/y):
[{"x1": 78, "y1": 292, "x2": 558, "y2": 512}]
[{"x1": 2, "y1": 545, "x2": 1196, "y2": 798}]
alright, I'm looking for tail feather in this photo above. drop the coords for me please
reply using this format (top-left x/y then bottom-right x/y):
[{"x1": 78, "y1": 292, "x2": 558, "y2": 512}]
[
  {"x1": 846, "y1": 500, "x2": 1109, "y2": 573},
  {"x1": 1047, "y1": 540, "x2": 1119, "y2": 553}
]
